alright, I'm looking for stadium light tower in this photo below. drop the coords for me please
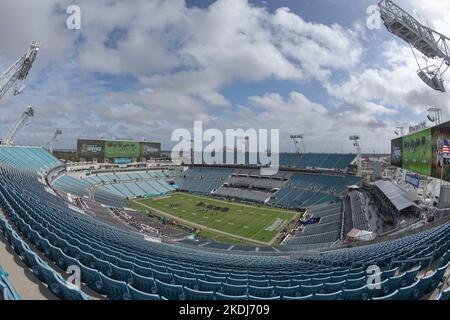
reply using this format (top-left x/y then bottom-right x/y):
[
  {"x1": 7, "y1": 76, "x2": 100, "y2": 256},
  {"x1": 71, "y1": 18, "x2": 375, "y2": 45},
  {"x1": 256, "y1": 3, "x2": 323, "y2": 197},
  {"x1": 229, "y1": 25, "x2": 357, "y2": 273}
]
[
  {"x1": 290, "y1": 134, "x2": 306, "y2": 155},
  {"x1": 349, "y1": 135, "x2": 362, "y2": 177},
  {"x1": 3, "y1": 106, "x2": 34, "y2": 146},
  {"x1": 0, "y1": 41, "x2": 40, "y2": 103},
  {"x1": 427, "y1": 107, "x2": 443, "y2": 125},
  {"x1": 379, "y1": 0, "x2": 450, "y2": 92},
  {"x1": 49, "y1": 129, "x2": 62, "y2": 155}
]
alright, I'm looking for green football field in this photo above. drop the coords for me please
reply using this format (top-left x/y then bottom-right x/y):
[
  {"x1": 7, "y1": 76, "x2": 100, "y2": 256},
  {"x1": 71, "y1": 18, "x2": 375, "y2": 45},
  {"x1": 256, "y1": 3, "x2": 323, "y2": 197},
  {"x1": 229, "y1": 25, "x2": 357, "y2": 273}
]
[{"x1": 130, "y1": 192, "x2": 301, "y2": 245}]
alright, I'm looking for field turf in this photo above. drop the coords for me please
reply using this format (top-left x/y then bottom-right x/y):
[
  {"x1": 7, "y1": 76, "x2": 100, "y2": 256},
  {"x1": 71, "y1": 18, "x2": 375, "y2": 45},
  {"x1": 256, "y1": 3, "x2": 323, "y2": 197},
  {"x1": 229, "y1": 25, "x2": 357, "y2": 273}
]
[{"x1": 131, "y1": 192, "x2": 301, "y2": 245}]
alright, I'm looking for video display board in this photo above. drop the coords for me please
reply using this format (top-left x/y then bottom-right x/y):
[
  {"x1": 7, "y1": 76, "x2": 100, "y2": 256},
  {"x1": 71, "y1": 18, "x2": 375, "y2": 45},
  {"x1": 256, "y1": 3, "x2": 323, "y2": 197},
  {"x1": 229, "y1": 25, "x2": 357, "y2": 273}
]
[
  {"x1": 77, "y1": 140, "x2": 105, "y2": 158},
  {"x1": 105, "y1": 140, "x2": 140, "y2": 158},
  {"x1": 390, "y1": 121, "x2": 450, "y2": 181},
  {"x1": 140, "y1": 142, "x2": 161, "y2": 157},
  {"x1": 391, "y1": 137, "x2": 403, "y2": 167},
  {"x1": 402, "y1": 128, "x2": 432, "y2": 176}
]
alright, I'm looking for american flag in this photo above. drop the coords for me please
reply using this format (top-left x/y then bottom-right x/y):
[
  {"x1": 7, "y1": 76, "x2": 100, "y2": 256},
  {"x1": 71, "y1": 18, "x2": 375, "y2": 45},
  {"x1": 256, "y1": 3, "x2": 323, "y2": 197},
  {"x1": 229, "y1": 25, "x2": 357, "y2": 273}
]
[{"x1": 443, "y1": 138, "x2": 450, "y2": 154}]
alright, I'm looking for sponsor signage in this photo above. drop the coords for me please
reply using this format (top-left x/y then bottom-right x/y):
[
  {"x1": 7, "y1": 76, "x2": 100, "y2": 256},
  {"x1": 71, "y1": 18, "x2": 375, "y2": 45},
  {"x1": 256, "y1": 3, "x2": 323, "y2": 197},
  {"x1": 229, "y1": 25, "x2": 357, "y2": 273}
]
[
  {"x1": 405, "y1": 173, "x2": 421, "y2": 189},
  {"x1": 409, "y1": 121, "x2": 427, "y2": 134}
]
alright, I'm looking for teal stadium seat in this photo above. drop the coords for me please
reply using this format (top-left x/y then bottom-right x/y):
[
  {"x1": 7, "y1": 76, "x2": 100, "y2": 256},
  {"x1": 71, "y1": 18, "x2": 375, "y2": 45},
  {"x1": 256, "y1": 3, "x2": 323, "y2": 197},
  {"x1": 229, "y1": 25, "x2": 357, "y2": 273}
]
[
  {"x1": 372, "y1": 289, "x2": 399, "y2": 300},
  {"x1": 97, "y1": 272, "x2": 130, "y2": 300},
  {"x1": 215, "y1": 292, "x2": 248, "y2": 300},
  {"x1": 183, "y1": 287, "x2": 215, "y2": 300},
  {"x1": 155, "y1": 279, "x2": 184, "y2": 300},
  {"x1": 127, "y1": 284, "x2": 160, "y2": 300}
]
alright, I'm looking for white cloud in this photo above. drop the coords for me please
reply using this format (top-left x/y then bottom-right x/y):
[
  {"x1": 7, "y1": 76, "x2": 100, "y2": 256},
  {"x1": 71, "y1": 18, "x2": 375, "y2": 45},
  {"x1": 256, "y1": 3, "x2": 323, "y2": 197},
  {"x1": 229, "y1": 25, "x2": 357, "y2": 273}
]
[{"x1": 2, "y1": 0, "x2": 448, "y2": 153}]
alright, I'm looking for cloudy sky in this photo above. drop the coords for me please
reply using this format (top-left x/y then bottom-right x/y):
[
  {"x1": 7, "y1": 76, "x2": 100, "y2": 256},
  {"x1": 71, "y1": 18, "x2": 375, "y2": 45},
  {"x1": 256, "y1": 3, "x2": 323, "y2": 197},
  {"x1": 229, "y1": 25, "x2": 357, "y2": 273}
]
[{"x1": 0, "y1": 0, "x2": 449, "y2": 153}]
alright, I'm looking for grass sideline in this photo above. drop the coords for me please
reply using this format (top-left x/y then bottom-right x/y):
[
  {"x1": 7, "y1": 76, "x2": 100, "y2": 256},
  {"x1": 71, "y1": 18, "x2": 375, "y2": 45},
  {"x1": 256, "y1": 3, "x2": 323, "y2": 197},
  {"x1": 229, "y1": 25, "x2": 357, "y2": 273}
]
[{"x1": 130, "y1": 192, "x2": 302, "y2": 245}]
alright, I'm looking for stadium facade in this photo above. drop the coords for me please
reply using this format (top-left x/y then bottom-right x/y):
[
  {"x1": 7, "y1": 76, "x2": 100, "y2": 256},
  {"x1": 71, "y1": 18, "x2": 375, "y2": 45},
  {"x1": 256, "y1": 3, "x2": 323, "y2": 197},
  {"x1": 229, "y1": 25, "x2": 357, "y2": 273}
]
[{"x1": 77, "y1": 139, "x2": 161, "y2": 164}]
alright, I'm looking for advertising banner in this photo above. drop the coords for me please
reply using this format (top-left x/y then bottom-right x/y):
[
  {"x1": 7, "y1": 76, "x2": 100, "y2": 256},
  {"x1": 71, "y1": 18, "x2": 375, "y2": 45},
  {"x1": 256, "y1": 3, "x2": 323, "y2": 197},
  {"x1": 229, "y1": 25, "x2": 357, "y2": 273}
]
[
  {"x1": 77, "y1": 140, "x2": 105, "y2": 157},
  {"x1": 140, "y1": 142, "x2": 161, "y2": 157},
  {"x1": 391, "y1": 137, "x2": 403, "y2": 167},
  {"x1": 405, "y1": 173, "x2": 420, "y2": 188}
]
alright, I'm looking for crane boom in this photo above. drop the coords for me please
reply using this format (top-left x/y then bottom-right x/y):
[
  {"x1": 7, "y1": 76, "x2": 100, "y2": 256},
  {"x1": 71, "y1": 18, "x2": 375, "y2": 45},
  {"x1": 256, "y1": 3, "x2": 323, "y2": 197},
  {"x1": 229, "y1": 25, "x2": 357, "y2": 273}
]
[
  {"x1": 3, "y1": 106, "x2": 34, "y2": 146},
  {"x1": 0, "y1": 41, "x2": 40, "y2": 102}
]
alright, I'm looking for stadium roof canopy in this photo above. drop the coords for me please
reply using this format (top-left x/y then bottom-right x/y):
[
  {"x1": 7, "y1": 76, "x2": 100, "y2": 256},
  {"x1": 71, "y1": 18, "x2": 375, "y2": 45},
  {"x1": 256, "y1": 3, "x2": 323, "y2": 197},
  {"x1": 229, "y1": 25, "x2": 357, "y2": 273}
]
[{"x1": 372, "y1": 180, "x2": 419, "y2": 212}]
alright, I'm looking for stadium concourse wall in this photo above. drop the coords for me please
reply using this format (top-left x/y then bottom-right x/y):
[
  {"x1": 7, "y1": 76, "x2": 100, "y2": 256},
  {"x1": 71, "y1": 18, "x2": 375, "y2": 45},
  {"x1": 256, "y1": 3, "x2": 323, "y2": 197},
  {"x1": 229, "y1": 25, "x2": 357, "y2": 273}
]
[{"x1": 391, "y1": 120, "x2": 450, "y2": 181}]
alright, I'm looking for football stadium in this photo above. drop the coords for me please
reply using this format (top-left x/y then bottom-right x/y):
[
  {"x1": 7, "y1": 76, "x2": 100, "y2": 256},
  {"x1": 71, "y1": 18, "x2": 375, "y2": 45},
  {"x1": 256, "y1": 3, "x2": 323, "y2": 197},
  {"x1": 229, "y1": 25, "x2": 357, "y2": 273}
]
[{"x1": 0, "y1": 0, "x2": 450, "y2": 307}]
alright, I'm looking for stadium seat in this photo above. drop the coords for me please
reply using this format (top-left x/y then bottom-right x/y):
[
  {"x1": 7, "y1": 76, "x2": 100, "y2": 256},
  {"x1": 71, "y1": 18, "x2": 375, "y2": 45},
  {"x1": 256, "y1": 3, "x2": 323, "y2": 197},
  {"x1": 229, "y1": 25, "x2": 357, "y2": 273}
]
[
  {"x1": 435, "y1": 286, "x2": 450, "y2": 301},
  {"x1": 247, "y1": 285, "x2": 274, "y2": 298},
  {"x1": 97, "y1": 273, "x2": 130, "y2": 300},
  {"x1": 372, "y1": 289, "x2": 399, "y2": 300},
  {"x1": 92, "y1": 257, "x2": 113, "y2": 278},
  {"x1": 397, "y1": 280, "x2": 420, "y2": 300},
  {"x1": 206, "y1": 274, "x2": 227, "y2": 283},
  {"x1": 274, "y1": 285, "x2": 300, "y2": 298},
  {"x1": 281, "y1": 294, "x2": 313, "y2": 300},
  {"x1": 51, "y1": 275, "x2": 90, "y2": 300},
  {"x1": 222, "y1": 283, "x2": 248, "y2": 296},
  {"x1": 57, "y1": 251, "x2": 78, "y2": 270},
  {"x1": 183, "y1": 287, "x2": 215, "y2": 300},
  {"x1": 153, "y1": 270, "x2": 174, "y2": 284},
  {"x1": 45, "y1": 242, "x2": 64, "y2": 265},
  {"x1": 402, "y1": 265, "x2": 421, "y2": 286},
  {"x1": 133, "y1": 263, "x2": 153, "y2": 278},
  {"x1": 215, "y1": 292, "x2": 248, "y2": 300},
  {"x1": 226, "y1": 277, "x2": 248, "y2": 286},
  {"x1": 155, "y1": 279, "x2": 184, "y2": 300},
  {"x1": 21, "y1": 244, "x2": 39, "y2": 269},
  {"x1": 129, "y1": 271, "x2": 157, "y2": 294},
  {"x1": 299, "y1": 283, "x2": 324, "y2": 295},
  {"x1": 247, "y1": 295, "x2": 280, "y2": 300},
  {"x1": 173, "y1": 274, "x2": 198, "y2": 289},
  {"x1": 110, "y1": 264, "x2": 132, "y2": 283},
  {"x1": 32, "y1": 258, "x2": 60, "y2": 289},
  {"x1": 381, "y1": 267, "x2": 398, "y2": 280},
  {"x1": 381, "y1": 273, "x2": 405, "y2": 294},
  {"x1": 272, "y1": 279, "x2": 293, "y2": 287},
  {"x1": 197, "y1": 279, "x2": 222, "y2": 292},
  {"x1": 410, "y1": 265, "x2": 447, "y2": 299},
  {"x1": 341, "y1": 286, "x2": 369, "y2": 300},
  {"x1": 344, "y1": 276, "x2": 366, "y2": 289},
  {"x1": 78, "y1": 262, "x2": 101, "y2": 292},
  {"x1": 314, "y1": 290, "x2": 342, "y2": 300},
  {"x1": 323, "y1": 280, "x2": 346, "y2": 293},
  {"x1": 248, "y1": 279, "x2": 270, "y2": 287},
  {"x1": 127, "y1": 284, "x2": 160, "y2": 300}
]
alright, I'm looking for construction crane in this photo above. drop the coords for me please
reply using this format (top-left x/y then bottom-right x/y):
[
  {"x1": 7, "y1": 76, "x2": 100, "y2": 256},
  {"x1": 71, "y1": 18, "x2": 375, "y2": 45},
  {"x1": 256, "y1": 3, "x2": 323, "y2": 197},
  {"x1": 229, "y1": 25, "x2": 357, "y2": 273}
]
[
  {"x1": 349, "y1": 135, "x2": 362, "y2": 177},
  {"x1": 379, "y1": 0, "x2": 450, "y2": 92},
  {"x1": 49, "y1": 129, "x2": 62, "y2": 155},
  {"x1": 3, "y1": 106, "x2": 34, "y2": 146},
  {"x1": 290, "y1": 134, "x2": 306, "y2": 155},
  {"x1": 0, "y1": 41, "x2": 40, "y2": 103}
]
